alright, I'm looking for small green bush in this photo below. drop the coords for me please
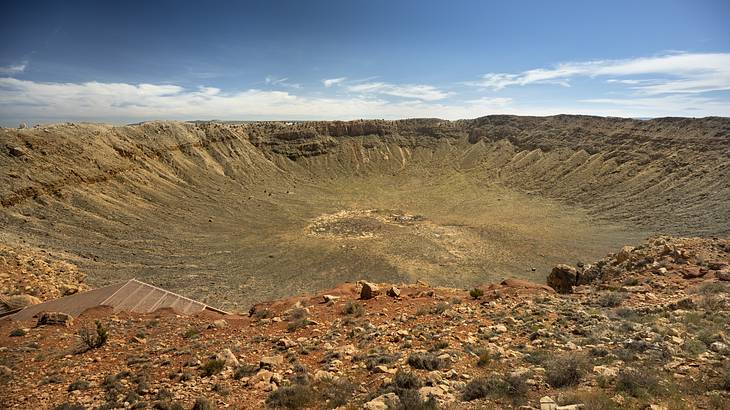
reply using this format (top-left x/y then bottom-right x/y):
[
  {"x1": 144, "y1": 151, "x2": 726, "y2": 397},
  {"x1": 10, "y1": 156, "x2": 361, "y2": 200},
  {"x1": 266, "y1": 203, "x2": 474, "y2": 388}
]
[
  {"x1": 201, "y1": 359, "x2": 226, "y2": 377},
  {"x1": 233, "y1": 364, "x2": 259, "y2": 380},
  {"x1": 342, "y1": 301, "x2": 364, "y2": 317},
  {"x1": 545, "y1": 354, "x2": 587, "y2": 388},
  {"x1": 77, "y1": 321, "x2": 108, "y2": 352},
  {"x1": 394, "y1": 370, "x2": 422, "y2": 390},
  {"x1": 470, "y1": 288, "x2": 484, "y2": 299},
  {"x1": 192, "y1": 397, "x2": 217, "y2": 410},
  {"x1": 407, "y1": 352, "x2": 448, "y2": 370},
  {"x1": 616, "y1": 368, "x2": 660, "y2": 398},
  {"x1": 598, "y1": 292, "x2": 625, "y2": 307},
  {"x1": 265, "y1": 384, "x2": 314, "y2": 409}
]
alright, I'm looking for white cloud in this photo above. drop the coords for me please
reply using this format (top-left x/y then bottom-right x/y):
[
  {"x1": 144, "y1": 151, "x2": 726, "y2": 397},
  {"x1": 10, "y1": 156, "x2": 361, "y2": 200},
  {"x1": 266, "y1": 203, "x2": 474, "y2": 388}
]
[
  {"x1": 0, "y1": 62, "x2": 28, "y2": 75},
  {"x1": 0, "y1": 77, "x2": 514, "y2": 123},
  {"x1": 322, "y1": 77, "x2": 347, "y2": 87},
  {"x1": 469, "y1": 52, "x2": 730, "y2": 95},
  {"x1": 346, "y1": 82, "x2": 451, "y2": 101}
]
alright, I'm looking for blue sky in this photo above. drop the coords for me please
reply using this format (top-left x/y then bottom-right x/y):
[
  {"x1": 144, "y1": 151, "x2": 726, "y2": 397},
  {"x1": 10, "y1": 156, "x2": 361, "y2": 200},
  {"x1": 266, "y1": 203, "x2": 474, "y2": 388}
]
[{"x1": 1, "y1": 0, "x2": 729, "y2": 125}]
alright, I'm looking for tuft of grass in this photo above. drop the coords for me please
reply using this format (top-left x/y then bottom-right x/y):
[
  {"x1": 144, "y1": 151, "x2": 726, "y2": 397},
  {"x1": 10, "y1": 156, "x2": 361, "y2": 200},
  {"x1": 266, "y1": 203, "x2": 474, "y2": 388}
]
[
  {"x1": 233, "y1": 364, "x2": 259, "y2": 380},
  {"x1": 545, "y1": 354, "x2": 588, "y2": 388},
  {"x1": 397, "y1": 388, "x2": 438, "y2": 410},
  {"x1": 201, "y1": 359, "x2": 226, "y2": 377},
  {"x1": 616, "y1": 368, "x2": 661, "y2": 398},
  {"x1": 524, "y1": 349, "x2": 549, "y2": 366},
  {"x1": 407, "y1": 352, "x2": 448, "y2": 371},
  {"x1": 470, "y1": 288, "x2": 484, "y2": 300},
  {"x1": 183, "y1": 327, "x2": 200, "y2": 339},
  {"x1": 265, "y1": 384, "x2": 314, "y2": 409},
  {"x1": 67, "y1": 379, "x2": 90, "y2": 392},
  {"x1": 192, "y1": 397, "x2": 217, "y2": 410},
  {"x1": 429, "y1": 340, "x2": 449, "y2": 351},
  {"x1": 253, "y1": 308, "x2": 274, "y2": 320},
  {"x1": 342, "y1": 301, "x2": 364, "y2": 317},
  {"x1": 393, "y1": 370, "x2": 422, "y2": 390},
  {"x1": 77, "y1": 320, "x2": 108, "y2": 353},
  {"x1": 476, "y1": 349, "x2": 495, "y2": 367},
  {"x1": 9, "y1": 328, "x2": 26, "y2": 337},
  {"x1": 286, "y1": 308, "x2": 311, "y2": 332},
  {"x1": 462, "y1": 374, "x2": 527, "y2": 402},
  {"x1": 598, "y1": 292, "x2": 626, "y2": 307},
  {"x1": 722, "y1": 368, "x2": 730, "y2": 391},
  {"x1": 430, "y1": 302, "x2": 449, "y2": 314}
]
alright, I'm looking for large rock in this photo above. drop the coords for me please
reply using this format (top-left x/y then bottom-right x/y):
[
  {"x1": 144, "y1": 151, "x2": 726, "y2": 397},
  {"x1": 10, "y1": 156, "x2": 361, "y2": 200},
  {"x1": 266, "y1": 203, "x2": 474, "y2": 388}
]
[
  {"x1": 215, "y1": 348, "x2": 240, "y2": 368},
  {"x1": 36, "y1": 312, "x2": 73, "y2": 327},
  {"x1": 360, "y1": 281, "x2": 380, "y2": 300},
  {"x1": 615, "y1": 246, "x2": 635, "y2": 264},
  {"x1": 2, "y1": 294, "x2": 41, "y2": 310},
  {"x1": 363, "y1": 393, "x2": 399, "y2": 410},
  {"x1": 547, "y1": 264, "x2": 577, "y2": 293},
  {"x1": 386, "y1": 286, "x2": 401, "y2": 297},
  {"x1": 259, "y1": 355, "x2": 284, "y2": 369}
]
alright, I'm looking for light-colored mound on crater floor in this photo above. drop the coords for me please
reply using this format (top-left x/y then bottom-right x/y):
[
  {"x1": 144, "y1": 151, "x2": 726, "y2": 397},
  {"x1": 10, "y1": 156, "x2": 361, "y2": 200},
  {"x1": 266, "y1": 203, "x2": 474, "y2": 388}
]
[{"x1": 1, "y1": 116, "x2": 728, "y2": 310}]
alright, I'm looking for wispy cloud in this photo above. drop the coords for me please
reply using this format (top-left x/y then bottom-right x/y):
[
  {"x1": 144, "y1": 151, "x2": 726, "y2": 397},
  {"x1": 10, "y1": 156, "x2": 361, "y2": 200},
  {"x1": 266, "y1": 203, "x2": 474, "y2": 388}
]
[
  {"x1": 322, "y1": 77, "x2": 347, "y2": 87},
  {"x1": 346, "y1": 82, "x2": 451, "y2": 101},
  {"x1": 0, "y1": 62, "x2": 28, "y2": 75},
  {"x1": 264, "y1": 75, "x2": 301, "y2": 89},
  {"x1": 468, "y1": 52, "x2": 730, "y2": 95}
]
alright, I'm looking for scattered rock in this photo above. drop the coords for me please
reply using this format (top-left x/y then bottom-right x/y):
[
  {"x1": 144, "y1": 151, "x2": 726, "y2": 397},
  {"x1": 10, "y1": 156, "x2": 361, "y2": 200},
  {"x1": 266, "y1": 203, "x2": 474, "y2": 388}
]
[
  {"x1": 36, "y1": 312, "x2": 73, "y2": 327},
  {"x1": 209, "y1": 319, "x2": 228, "y2": 329},
  {"x1": 323, "y1": 294, "x2": 340, "y2": 303},
  {"x1": 7, "y1": 146, "x2": 27, "y2": 157}
]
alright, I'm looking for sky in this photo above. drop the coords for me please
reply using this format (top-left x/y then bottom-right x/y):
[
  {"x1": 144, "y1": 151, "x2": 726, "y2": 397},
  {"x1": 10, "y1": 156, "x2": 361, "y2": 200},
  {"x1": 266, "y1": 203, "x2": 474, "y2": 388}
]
[{"x1": 1, "y1": 0, "x2": 729, "y2": 125}]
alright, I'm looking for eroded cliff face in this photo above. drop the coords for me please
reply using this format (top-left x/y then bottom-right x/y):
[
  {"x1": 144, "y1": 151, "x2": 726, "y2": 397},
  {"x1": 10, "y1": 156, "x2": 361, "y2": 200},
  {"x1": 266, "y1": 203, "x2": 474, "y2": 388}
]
[{"x1": 1, "y1": 116, "x2": 728, "y2": 308}]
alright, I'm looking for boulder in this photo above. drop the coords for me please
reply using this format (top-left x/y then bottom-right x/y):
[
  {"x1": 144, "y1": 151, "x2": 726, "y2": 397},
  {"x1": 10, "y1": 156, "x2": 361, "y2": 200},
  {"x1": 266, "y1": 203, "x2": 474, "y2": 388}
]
[
  {"x1": 716, "y1": 270, "x2": 730, "y2": 281},
  {"x1": 215, "y1": 348, "x2": 240, "y2": 368},
  {"x1": 2, "y1": 294, "x2": 42, "y2": 310},
  {"x1": 540, "y1": 396, "x2": 558, "y2": 410},
  {"x1": 323, "y1": 294, "x2": 340, "y2": 303},
  {"x1": 363, "y1": 393, "x2": 399, "y2": 410},
  {"x1": 360, "y1": 281, "x2": 380, "y2": 300},
  {"x1": 386, "y1": 286, "x2": 401, "y2": 297},
  {"x1": 36, "y1": 312, "x2": 73, "y2": 327},
  {"x1": 259, "y1": 355, "x2": 284, "y2": 369},
  {"x1": 547, "y1": 264, "x2": 577, "y2": 293},
  {"x1": 615, "y1": 246, "x2": 635, "y2": 264}
]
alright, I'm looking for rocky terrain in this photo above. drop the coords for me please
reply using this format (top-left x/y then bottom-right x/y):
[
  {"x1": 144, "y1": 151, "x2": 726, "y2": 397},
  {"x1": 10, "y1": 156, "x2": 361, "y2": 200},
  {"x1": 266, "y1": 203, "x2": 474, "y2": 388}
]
[
  {"x1": 1, "y1": 115, "x2": 729, "y2": 409},
  {"x1": 1, "y1": 236, "x2": 729, "y2": 409}
]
